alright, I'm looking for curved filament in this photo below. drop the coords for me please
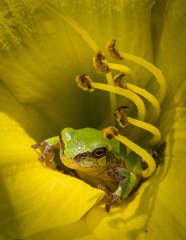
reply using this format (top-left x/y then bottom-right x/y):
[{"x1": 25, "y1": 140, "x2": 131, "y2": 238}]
[
  {"x1": 102, "y1": 127, "x2": 156, "y2": 178},
  {"x1": 120, "y1": 52, "x2": 166, "y2": 103}
]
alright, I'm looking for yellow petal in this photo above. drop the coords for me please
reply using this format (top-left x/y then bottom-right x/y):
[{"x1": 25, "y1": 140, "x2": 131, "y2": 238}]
[
  {"x1": 0, "y1": 0, "x2": 186, "y2": 239},
  {"x1": 0, "y1": 87, "x2": 104, "y2": 239},
  {"x1": 85, "y1": 109, "x2": 186, "y2": 240},
  {"x1": 84, "y1": 0, "x2": 186, "y2": 237},
  {"x1": 146, "y1": 108, "x2": 186, "y2": 239},
  {"x1": 26, "y1": 218, "x2": 96, "y2": 240}
]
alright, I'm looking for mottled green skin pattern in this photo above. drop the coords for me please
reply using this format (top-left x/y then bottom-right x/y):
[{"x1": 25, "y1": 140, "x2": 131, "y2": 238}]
[
  {"x1": 62, "y1": 128, "x2": 119, "y2": 157},
  {"x1": 61, "y1": 128, "x2": 121, "y2": 169}
]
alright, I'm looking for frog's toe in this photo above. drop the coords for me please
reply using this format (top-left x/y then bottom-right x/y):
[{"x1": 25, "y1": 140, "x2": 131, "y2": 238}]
[{"x1": 105, "y1": 194, "x2": 122, "y2": 212}]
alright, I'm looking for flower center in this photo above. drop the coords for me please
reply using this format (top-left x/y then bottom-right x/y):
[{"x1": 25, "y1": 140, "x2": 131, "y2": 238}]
[{"x1": 63, "y1": 17, "x2": 166, "y2": 179}]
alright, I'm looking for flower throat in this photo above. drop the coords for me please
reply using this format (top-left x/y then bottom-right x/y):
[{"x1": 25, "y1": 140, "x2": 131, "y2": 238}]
[{"x1": 64, "y1": 15, "x2": 167, "y2": 179}]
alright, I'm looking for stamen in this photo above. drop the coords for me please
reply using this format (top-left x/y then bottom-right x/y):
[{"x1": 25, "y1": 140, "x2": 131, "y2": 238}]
[
  {"x1": 115, "y1": 106, "x2": 161, "y2": 145},
  {"x1": 102, "y1": 127, "x2": 156, "y2": 178},
  {"x1": 108, "y1": 63, "x2": 137, "y2": 82},
  {"x1": 93, "y1": 51, "x2": 116, "y2": 118},
  {"x1": 114, "y1": 106, "x2": 129, "y2": 127},
  {"x1": 113, "y1": 73, "x2": 160, "y2": 122},
  {"x1": 106, "y1": 39, "x2": 123, "y2": 60},
  {"x1": 120, "y1": 52, "x2": 166, "y2": 103},
  {"x1": 106, "y1": 39, "x2": 166, "y2": 103},
  {"x1": 63, "y1": 18, "x2": 162, "y2": 144},
  {"x1": 93, "y1": 51, "x2": 110, "y2": 74},
  {"x1": 75, "y1": 73, "x2": 116, "y2": 120},
  {"x1": 62, "y1": 17, "x2": 117, "y2": 117},
  {"x1": 127, "y1": 83, "x2": 160, "y2": 122},
  {"x1": 113, "y1": 73, "x2": 127, "y2": 88},
  {"x1": 106, "y1": 71, "x2": 117, "y2": 121},
  {"x1": 63, "y1": 16, "x2": 116, "y2": 116},
  {"x1": 76, "y1": 74, "x2": 94, "y2": 92},
  {"x1": 76, "y1": 75, "x2": 146, "y2": 121},
  {"x1": 92, "y1": 83, "x2": 146, "y2": 121}
]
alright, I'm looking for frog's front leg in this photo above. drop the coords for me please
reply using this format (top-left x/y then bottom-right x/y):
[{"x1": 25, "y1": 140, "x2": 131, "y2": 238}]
[
  {"x1": 105, "y1": 168, "x2": 138, "y2": 212},
  {"x1": 31, "y1": 136, "x2": 60, "y2": 169}
]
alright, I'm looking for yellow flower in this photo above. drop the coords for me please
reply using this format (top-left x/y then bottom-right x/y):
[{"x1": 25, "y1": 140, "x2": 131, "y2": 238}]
[{"x1": 0, "y1": 1, "x2": 185, "y2": 240}]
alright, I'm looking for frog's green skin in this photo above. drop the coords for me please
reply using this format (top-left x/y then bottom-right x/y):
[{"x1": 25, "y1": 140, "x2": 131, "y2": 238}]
[{"x1": 32, "y1": 128, "x2": 153, "y2": 212}]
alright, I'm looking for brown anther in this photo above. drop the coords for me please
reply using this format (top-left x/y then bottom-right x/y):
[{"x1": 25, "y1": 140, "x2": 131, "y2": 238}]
[
  {"x1": 75, "y1": 74, "x2": 94, "y2": 92},
  {"x1": 113, "y1": 73, "x2": 127, "y2": 88},
  {"x1": 115, "y1": 106, "x2": 129, "y2": 128},
  {"x1": 102, "y1": 126, "x2": 118, "y2": 139},
  {"x1": 106, "y1": 39, "x2": 123, "y2": 60},
  {"x1": 93, "y1": 50, "x2": 110, "y2": 74}
]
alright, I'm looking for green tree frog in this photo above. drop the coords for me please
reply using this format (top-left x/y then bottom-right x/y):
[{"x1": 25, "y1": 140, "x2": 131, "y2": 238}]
[{"x1": 32, "y1": 127, "x2": 163, "y2": 212}]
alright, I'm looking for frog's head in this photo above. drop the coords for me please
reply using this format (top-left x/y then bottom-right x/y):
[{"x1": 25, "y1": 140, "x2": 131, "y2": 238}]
[{"x1": 60, "y1": 128, "x2": 120, "y2": 172}]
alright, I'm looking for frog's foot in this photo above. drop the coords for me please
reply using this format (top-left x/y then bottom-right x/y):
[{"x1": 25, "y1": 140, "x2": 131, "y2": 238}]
[
  {"x1": 141, "y1": 142, "x2": 166, "y2": 170},
  {"x1": 98, "y1": 184, "x2": 112, "y2": 202},
  {"x1": 97, "y1": 184, "x2": 111, "y2": 200},
  {"x1": 97, "y1": 184, "x2": 122, "y2": 212},
  {"x1": 152, "y1": 141, "x2": 166, "y2": 165},
  {"x1": 31, "y1": 141, "x2": 59, "y2": 169},
  {"x1": 105, "y1": 193, "x2": 122, "y2": 212}
]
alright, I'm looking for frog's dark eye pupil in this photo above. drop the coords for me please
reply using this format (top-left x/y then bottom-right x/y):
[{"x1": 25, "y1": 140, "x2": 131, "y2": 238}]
[{"x1": 92, "y1": 147, "x2": 106, "y2": 159}]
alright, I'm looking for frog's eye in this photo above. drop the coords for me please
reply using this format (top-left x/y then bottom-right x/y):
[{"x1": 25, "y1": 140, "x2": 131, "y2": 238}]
[{"x1": 92, "y1": 147, "x2": 107, "y2": 159}]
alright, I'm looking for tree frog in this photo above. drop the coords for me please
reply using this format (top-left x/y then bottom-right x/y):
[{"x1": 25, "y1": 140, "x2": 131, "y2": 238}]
[{"x1": 32, "y1": 127, "x2": 163, "y2": 212}]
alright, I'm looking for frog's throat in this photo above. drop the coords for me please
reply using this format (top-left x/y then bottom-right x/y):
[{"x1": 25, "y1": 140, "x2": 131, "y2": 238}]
[
  {"x1": 60, "y1": 153, "x2": 107, "y2": 172},
  {"x1": 60, "y1": 150, "x2": 124, "y2": 173},
  {"x1": 61, "y1": 159, "x2": 106, "y2": 173}
]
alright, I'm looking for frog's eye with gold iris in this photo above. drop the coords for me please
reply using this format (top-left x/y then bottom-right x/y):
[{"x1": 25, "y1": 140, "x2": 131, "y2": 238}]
[{"x1": 92, "y1": 147, "x2": 107, "y2": 159}]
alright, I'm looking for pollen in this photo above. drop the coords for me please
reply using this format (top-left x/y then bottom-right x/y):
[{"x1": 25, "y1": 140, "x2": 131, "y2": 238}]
[
  {"x1": 106, "y1": 39, "x2": 123, "y2": 60},
  {"x1": 93, "y1": 51, "x2": 110, "y2": 74},
  {"x1": 75, "y1": 74, "x2": 94, "y2": 92}
]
